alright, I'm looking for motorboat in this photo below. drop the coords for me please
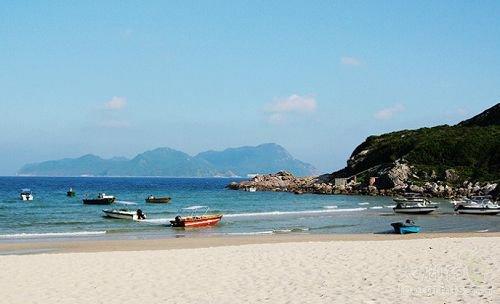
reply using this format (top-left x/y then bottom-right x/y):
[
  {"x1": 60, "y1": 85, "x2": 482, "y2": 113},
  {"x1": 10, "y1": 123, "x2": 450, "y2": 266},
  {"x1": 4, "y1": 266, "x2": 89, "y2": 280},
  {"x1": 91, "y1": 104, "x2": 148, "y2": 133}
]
[
  {"x1": 393, "y1": 193, "x2": 438, "y2": 214},
  {"x1": 145, "y1": 195, "x2": 171, "y2": 204},
  {"x1": 20, "y1": 189, "x2": 33, "y2": 201},
  {"x1": 67, "y1": 187, "x2": 76, "y2": 197},
  {"x1": 391, "y1": 219, "x2": 421, "y2": 234},
  {"x1": 245, "y1": 187, "x2": 257, "y2": 192},
  {"x1": 454, "y1": 196, "x2": 500, "y2": 215},
  {"x1": 103, "y1": 208, "x2": 146, "y2": 221},
  {"x1": 83, "y1": 193, "x2": 116, "y2": 205},
  {"x1": 170, "y1": 205, "x2": 223, "y2": 228}
]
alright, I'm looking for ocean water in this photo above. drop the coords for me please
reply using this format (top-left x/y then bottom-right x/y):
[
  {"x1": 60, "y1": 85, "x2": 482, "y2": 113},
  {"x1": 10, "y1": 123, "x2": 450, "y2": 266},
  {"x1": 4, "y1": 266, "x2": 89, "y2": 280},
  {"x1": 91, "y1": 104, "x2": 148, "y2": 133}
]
[{"x1": 0, "y1": 177, "x2": 498, "y2": 241}]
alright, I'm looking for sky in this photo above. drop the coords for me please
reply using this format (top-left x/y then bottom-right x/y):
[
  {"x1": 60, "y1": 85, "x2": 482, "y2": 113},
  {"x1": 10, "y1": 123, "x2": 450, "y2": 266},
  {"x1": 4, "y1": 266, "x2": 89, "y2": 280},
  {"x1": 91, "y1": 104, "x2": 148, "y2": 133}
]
[{"x1": 1, "y1": 1, "x2": 500, "y2": 175}]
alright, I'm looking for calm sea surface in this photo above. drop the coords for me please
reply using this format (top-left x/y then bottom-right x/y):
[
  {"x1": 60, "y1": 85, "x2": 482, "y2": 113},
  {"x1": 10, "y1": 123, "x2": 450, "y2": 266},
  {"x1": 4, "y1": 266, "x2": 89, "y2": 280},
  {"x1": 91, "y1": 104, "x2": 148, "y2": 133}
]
[{"x1": 0, "y1": 177, "x2": 498, "y2": 241}]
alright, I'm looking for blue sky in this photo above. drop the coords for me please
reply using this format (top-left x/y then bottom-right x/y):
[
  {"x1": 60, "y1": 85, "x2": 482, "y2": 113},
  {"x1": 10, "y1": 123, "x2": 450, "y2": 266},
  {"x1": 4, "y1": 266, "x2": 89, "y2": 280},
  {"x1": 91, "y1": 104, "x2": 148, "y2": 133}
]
[{"x1": 1, "y1": 1, "x2": 499, "y2": 175}]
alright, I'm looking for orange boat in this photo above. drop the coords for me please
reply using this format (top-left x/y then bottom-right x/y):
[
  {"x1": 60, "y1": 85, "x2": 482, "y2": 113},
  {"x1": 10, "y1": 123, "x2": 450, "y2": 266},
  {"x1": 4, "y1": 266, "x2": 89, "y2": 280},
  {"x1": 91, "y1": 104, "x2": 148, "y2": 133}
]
[{"x1": 170, "y1": 206, "x2": 223, "y2": 228}]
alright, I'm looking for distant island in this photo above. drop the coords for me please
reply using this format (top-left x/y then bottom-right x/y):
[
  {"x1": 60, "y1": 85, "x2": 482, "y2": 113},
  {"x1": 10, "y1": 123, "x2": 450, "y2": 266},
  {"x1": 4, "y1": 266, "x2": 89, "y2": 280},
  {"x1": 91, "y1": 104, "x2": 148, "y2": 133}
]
[
  {"x1": 18, "y1": 143, "x2": 317, "y2": 177},
  {"x1": 230, "y1": 103, "x2": 500, "y2": 198}
]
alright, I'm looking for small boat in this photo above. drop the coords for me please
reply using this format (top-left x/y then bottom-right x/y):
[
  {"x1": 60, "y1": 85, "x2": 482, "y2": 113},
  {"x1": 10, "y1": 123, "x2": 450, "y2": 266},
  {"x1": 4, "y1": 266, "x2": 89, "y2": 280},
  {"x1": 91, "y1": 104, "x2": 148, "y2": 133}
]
[
  {"x1": 170, "y1": 205, "x2": 223, "y2": 228},
  {"x1": 103, "y1": 208, "x2": 146, "y2": 221},
  {"x1": 20, "y1": 189, "x2": 33, "y2": 201},
  {"x1": 454, "y1": 196, "x2": 500, "y2": 215},
  {"x1": 145, "y1": 195, "x2": 171, "y2": 204},
  {"x1": 83, "y1": 193, "x2": 116, "y2": 205},
  {"x1": 391, "y1": 219, "x2": 421, "y2": 234},
  {"x1": 245, "y1": 187, "x2": 257, "y2": 192},
  {"x1": 67, "y1": 187, "x2": 76, "y2": 197},
  {"x1": 393, "y1": 193, "x2": 438, "y2": 214}
]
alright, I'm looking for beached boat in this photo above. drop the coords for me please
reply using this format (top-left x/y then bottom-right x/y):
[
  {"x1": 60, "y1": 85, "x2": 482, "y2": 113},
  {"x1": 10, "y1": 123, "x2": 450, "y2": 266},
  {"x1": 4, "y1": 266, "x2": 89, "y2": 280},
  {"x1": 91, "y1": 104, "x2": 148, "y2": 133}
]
[
  {"x1": 67, "y1": 188, "x2": 76, "y2": 197},
  {"x1": 19, "y1": 189, "x2": 33, "y2": 201},
  {"x1": 393, "y1": 193, "x2": 438, "y2": 214},
  {"x1": 83, "y1": 193, "x2": 116, "y2": 205},
  {"x1": 391, "y1": 220, "x2": 421, "y2": 234},
  {"x1": 103, "y1": 208, "x2": 146, "y2": 221},
  {"x1": 170, "y1": 206, "x2": 223, "y2": 228},
  {"x1": 145, "y1": 195, "x2": 171, "y2": 204},
  {"x1": 454, "y1": 196, "x2": 500, "y2": 215}
]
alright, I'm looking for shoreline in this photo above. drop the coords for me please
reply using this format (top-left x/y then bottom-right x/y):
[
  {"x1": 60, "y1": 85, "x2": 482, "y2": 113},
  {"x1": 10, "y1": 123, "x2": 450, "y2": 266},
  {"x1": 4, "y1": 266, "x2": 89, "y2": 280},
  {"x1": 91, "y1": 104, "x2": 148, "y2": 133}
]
[{"x1": 1, "y1": 231, "x2": 499, "y2": 255}]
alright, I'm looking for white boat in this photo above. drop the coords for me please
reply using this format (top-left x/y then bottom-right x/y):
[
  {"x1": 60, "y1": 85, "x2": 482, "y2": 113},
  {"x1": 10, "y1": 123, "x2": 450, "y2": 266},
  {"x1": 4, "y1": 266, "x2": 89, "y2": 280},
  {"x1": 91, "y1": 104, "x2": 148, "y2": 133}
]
[
  {"x1": 20, "y1": 189, "x2": 33, "y2": 201},
  {"x1": 245, "y1": 187, "x2": 257, "y2": 192},
  {"x1": 102, "y1": 209, "x2": 146, "y2": 221},
  {"x1": 455, "y1": 196, "x2": 500, "y2": 215},
  {"x1": 393, "y1": 193, "x2": 438, "y2": 214}
]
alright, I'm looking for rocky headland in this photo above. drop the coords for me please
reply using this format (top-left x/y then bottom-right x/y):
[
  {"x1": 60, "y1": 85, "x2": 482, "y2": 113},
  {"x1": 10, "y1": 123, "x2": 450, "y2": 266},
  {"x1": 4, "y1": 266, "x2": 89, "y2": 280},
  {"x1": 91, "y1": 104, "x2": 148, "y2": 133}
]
[{"x1": 228, "y1": 103, "x2": 500, "y2": 199}]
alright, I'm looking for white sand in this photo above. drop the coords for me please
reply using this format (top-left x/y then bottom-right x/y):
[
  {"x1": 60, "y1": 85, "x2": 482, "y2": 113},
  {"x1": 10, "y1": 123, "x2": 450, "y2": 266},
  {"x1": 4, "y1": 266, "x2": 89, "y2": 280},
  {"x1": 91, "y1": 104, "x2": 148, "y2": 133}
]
[{"x1": 0, "y1": 236, "x2": 498, "y2": 303}]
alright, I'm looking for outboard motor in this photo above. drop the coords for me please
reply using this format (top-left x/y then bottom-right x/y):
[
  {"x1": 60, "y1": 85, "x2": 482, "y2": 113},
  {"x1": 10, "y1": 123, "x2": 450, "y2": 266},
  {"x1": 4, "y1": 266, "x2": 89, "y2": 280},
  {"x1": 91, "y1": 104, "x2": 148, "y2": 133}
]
[{"x1": 136, "y1": 209, "x2": 146, "y2": 220}]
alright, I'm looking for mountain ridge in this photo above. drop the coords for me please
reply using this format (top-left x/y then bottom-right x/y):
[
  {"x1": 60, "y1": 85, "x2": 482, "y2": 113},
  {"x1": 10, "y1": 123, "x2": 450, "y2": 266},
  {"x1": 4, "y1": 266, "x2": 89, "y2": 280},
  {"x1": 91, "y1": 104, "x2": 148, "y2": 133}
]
[{"x1": 18, "y1": 144, "x2": 317, "y2": 177}]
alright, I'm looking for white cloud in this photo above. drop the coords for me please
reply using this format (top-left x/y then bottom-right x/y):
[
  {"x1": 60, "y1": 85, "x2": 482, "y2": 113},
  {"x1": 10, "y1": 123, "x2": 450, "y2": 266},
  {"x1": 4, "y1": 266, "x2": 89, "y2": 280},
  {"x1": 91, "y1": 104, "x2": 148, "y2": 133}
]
[
  {"x1": 374, "y1": 104, "x2": 405, "y2": 120},
  {"x1": 340, "y1": 56, "x2": 362, "y2": 66},
  {"x1": 104, "y1": 96, "x2": 126, "y2": 110},
  {"x1": 264, "y1": 94, "x2": 317, "y2": 125},
  {"x1": 266, "y1": 94, "x2": 317, "y2": 114}
]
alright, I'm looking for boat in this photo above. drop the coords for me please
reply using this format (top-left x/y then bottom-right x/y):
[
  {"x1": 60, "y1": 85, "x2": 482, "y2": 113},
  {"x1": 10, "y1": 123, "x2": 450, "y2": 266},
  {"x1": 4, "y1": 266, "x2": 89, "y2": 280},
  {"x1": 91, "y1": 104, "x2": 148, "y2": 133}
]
[
  {"x1": 19, "y1": 189, "x2": 33, "y2": 201},
  {"x1": 67, "y1": 187, "x2": 76, "y2": 197},
  {"x1": 103, "y1": 208, "x2": 146, "y2": 221},
  {"x1": 393, "y1": 193, "x2": 438, "y2": 214},
  {"x1": 83, "y1": 193, "x2": 116, "y2": 205},
  {"x1": 170, "y1": 206, "x2": 223, "y2": 228},
  {"x1": 145, "y1": 195, "x2": 171, "y2": 204},
  {"x1": 245, "y1": 187, "x2": 257, "y2": 192},
  {"x1": 454, "y1": 196, "x2": 500, "y2": 215},
  {"x1": 391, "y1": 219, "x2": 421, "y2": 234}
]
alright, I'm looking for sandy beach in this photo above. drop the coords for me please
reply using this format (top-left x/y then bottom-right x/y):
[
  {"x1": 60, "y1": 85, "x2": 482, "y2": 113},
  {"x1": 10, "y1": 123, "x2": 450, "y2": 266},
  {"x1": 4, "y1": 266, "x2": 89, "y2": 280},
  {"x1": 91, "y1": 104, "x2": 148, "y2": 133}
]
[{"x1": 0, "y1": 233, "x2": 498, "y2": 304}]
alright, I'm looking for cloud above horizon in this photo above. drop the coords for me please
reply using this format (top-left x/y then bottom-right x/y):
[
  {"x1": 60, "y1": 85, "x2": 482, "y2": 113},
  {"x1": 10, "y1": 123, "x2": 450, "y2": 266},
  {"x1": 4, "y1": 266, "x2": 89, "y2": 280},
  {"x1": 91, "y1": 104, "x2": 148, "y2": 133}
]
[
  {"x1": 104, "y1": 96, "x2": 127, "y2": 110},
  {"x1": 374, "y1": 104, "x2": 405, "y2": 120},
  {"x1": 265, "y1": 94, "x2": 317, "y2": 124},
  {"x1": 340, "y1": 56, "x2": 362, "y2": 66}
]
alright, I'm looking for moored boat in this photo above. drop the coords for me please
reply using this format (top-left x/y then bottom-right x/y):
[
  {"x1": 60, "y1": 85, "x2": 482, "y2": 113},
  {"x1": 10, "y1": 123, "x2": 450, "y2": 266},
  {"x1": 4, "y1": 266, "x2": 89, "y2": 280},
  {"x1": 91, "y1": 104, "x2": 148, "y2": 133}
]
[
  {"x1": 454, "y1": 196, "x2": 500, "y2": 215},
  {"x1": 19, "y1": 189, "x2": 33, "y2": 201},
  {"x1": 391, "y1": 219, "x2": 421, "y2": 234},
  {"x1": 170, "y1": 206, "x2": 223, "y2": 228},
  {"x1": 83, "y1": 193, "x2": 116, "y2": 205},
  {"x1": 393, "y1": 193, "x2": 438, "y2": 214},
  {"x1": 103, "y1": 208, "x2": 146, "y2": 221},
  {"x1": 145, "y1": 195, "x2": 171, "y2": 204}
]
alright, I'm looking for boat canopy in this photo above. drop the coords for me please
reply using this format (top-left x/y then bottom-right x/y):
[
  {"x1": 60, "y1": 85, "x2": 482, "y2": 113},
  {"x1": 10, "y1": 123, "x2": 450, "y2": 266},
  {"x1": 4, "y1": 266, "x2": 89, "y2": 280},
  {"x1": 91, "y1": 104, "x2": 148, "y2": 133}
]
[
  {"x1": 183, "y1": 205, "x2": 208, "y2": 210},
  {"x1": 20, "y1": 188, "x2": 31, "y2": 192}
]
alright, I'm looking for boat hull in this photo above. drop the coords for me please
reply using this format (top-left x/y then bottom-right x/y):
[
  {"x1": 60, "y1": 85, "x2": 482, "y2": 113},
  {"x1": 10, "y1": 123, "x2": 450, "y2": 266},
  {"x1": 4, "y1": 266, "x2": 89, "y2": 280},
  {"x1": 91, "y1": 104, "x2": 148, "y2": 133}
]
[
  {"x1": 455, "y1": 207, "x2": 500, "y2": 215},
  {"x1": 393, "y1": 207, "x2": 437, "y2": 214},
  {"x1": 170, "y1": 215, "x2": 223, "y2": 228},
  {"x1": 20, "y1": 195, "x2": 33, "y2": 201},
  {"x1": 103, "y1": 209, "x2": 138, "y2": 220},
  {"x1": 145, "y1": 197, "x2": 171, "y2": 204},
  {"x1": 391, "y1": 222, "x2": 421, "y2": 234},
  {"x1": 83, "y1": 198, "x2": 115, "y2": 205}
]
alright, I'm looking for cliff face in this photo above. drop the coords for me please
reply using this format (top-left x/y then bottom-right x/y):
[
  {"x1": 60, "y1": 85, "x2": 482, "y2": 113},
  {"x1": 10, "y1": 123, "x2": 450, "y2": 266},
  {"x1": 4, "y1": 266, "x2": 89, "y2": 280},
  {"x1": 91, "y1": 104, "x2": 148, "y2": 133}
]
[{"x1": 229, "y1": 103, "x2": 500, "y2": 198}]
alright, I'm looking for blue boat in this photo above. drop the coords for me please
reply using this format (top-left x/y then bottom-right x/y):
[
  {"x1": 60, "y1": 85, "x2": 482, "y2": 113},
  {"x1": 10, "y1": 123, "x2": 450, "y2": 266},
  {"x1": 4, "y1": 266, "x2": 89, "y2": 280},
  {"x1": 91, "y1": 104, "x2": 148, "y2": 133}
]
[{"x1": 391, "y1": 220, "x2": 421, "y2": 234}]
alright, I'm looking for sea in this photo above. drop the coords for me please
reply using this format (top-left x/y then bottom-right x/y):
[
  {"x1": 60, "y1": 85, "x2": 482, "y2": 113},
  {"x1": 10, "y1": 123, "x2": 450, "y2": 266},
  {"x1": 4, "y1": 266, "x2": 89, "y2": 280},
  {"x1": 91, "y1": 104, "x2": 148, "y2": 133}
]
[{"x1": 0, "y1": 176, "x2": 498, "y2": 241}]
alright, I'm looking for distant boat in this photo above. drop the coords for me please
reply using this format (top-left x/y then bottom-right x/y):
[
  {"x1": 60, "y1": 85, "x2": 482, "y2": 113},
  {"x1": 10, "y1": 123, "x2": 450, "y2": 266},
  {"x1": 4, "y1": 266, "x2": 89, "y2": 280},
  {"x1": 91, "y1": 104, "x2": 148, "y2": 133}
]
[
  {"x1": 393, "y1": 193, "x2": 438, "y2": 214},
  {"x1": 454, "y1": 196, "x2": 500, "y2": 215},
  {"x1": 103, "y1": 208, "x2": 146, "y2": 221},
  {"x1": 83, "y1": 193, "x2": 116, "y2": 205},
  {"x1": 67, "y1": 188, "x2": 76, "y2": 197},
  {"x1": 170, "y1": 206, "x2": 223, "y2": 228},
  {"x1": 145, "y1": 195, "x2": 171, "y2": 204},
  {"x1": 391, "y1": 220, "x2": 421, "y2": 234},
  {"x1": 20, "y1": 189, "x2": 33, "y2": 201},
  {"x1": 244, "y1": 187, "x2": 257, "y2": 192}
]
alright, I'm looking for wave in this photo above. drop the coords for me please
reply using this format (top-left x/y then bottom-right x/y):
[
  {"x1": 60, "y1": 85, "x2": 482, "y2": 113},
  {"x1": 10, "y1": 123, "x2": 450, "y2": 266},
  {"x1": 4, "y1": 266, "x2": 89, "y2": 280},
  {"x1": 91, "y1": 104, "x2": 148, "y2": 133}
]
[
  {"x1": 369, "y1": 206, "x2": 383, "y2": 209},
  {"x1": 323, "y1": 205, "x2": 338, "y2": 209},
  {"x1": 226, "y1": 231, "x2": 274, "y2": 236},
  {"x1": 224, "y1": 207, "x2": 366, "y2": 218},
  {"x1": 0, "y1": 231, "x2": 106, "y2": 239},
  {"x1": 384, "y1": 205, "x2": 396, "y2": 208},
  {"x1": 358, "y1": 202, "x2": 370, "y2": 205},
  {"x1": 115, "y1": 201, "x2": 138, "y2": 205}
]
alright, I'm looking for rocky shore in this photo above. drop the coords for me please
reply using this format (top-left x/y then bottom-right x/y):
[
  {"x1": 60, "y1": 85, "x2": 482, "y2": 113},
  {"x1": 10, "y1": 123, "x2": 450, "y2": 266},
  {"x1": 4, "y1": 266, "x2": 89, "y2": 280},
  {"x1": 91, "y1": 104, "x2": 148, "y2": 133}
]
[{"x1": 227, "y1": 169, "x2": 499, "y2": 199}]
